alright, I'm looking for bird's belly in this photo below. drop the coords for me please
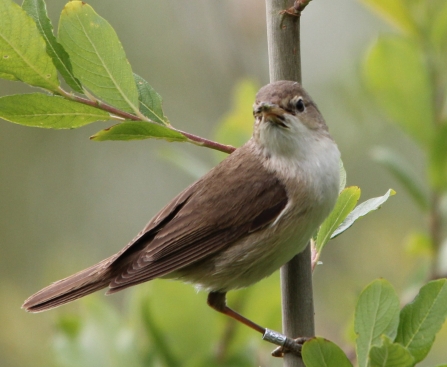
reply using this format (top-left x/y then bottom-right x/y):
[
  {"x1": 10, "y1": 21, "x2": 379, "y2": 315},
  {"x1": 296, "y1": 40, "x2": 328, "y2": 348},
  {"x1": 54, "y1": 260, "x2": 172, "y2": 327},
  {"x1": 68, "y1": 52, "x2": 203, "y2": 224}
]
[{"x1": 168, "y1": 209, "x2": 317, "y2": 292}]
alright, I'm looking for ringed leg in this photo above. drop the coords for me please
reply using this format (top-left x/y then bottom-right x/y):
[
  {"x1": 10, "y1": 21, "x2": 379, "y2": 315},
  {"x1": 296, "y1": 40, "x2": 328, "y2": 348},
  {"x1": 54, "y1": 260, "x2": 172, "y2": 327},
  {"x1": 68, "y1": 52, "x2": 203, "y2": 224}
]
[{"x1": 207, "y1": 291, "x2": 306, "y2": 357}]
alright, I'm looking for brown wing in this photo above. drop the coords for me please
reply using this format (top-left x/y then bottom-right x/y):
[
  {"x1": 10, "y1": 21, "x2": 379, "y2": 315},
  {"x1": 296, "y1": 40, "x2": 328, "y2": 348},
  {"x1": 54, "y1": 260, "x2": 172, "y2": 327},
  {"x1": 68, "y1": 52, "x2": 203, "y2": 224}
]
[{"x1": 107, "y1": 143, "x2": 288, "y2": 292}]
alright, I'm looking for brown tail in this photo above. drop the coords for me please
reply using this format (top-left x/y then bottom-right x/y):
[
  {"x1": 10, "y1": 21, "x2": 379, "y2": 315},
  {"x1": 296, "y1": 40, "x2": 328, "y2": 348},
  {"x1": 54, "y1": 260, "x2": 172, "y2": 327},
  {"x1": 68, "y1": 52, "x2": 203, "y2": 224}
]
[{"x1": 22, "y1": 257, "x2": 114, "y2": 313}]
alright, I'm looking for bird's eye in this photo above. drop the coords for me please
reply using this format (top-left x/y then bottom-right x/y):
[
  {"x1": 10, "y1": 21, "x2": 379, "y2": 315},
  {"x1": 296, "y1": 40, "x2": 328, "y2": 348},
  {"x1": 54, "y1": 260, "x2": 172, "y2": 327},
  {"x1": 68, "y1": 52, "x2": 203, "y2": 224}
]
[{"x1": 295, "y1": 98, "x2": 305, "y2": 112}]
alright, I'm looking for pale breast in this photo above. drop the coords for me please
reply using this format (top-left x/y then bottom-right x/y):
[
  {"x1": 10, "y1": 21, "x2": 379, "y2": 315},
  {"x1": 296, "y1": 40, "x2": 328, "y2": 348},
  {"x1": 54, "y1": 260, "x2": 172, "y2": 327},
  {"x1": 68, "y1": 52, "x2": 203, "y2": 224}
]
[{"x1": 171, "y1": 137, "x2": 340, "y2": 292}]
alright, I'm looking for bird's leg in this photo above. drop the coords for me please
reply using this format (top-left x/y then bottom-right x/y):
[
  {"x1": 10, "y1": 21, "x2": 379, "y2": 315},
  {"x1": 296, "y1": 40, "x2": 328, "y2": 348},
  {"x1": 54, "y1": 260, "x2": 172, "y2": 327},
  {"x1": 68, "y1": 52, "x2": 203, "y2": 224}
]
[
  {"x1": 207, "y1": 292, "x2": 306, "y2": 357},
  {"x1": 207, "y1": 291, "x2": 265, "y2": 334}
]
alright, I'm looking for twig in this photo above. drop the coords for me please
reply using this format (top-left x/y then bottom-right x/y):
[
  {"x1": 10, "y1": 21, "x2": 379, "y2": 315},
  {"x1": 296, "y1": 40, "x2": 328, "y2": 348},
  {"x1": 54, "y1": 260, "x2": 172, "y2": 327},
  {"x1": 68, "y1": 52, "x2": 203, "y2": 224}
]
[
  {"x1": 280, "y1": 0, "x2": 314, "y2": 17},
  {"x1": 57, "y1": 88, "x2": 236, "y2": 154}
]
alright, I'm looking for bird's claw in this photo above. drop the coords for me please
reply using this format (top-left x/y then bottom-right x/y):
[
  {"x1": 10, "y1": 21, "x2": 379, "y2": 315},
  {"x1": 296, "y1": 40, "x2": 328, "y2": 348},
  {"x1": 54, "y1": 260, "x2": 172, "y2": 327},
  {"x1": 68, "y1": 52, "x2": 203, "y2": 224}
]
[{"x1": 271, "y1": 337, "x2": 310, "y2": 358}]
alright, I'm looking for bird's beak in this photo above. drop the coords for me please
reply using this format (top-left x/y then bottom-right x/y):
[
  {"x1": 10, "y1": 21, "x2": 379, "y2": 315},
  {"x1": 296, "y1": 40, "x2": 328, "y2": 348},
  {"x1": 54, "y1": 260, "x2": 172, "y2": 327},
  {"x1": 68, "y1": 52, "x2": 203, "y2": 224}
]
[{"x1": 254, "y1": 102, "x2": 287, "y2": 127}]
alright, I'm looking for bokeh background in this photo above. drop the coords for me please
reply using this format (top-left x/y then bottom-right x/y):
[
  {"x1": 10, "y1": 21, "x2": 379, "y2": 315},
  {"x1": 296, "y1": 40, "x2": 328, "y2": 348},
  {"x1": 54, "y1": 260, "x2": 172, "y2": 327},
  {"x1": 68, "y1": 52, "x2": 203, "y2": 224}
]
[{"x1": 1, "y1": 0, "x2": 445, "y2": 366}]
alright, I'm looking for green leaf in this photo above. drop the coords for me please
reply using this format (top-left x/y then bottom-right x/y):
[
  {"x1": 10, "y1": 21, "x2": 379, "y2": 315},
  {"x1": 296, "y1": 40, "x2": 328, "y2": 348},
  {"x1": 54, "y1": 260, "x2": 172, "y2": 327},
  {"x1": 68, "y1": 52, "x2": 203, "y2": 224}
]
[
  {"x1": 364, "y1": 35, "x2": 435, "y2": 147},
  {"x1": 55, "y1": 313, "x2": 82, "y2": 339},
  {"x1": 91, "y1": 121, "x2": 188, "y2": 142},
  {"x1": 429, "y1": 124, "x2": 447, "y2": 190},
  {"x1": 369, "y1": 335, "x2": 415, "y2": 367},
  {"x1": 140, "y1": 297, "x2": 179, "y2": 367},
  {"x1": 0, "y1": 0, "x2": 59, "y2": 91},
  {"x1": 302, "y1": 337, "x2": 353, "y2": 367},
  {"x1": 214, "y1": 79, "x2": 257, "y2": 148},
  {"x1": 372, "y1": 147, "x2": 428, "y2": 210},
  {"x1": 58, "y1": 1, "x2": 139, "y2": 114},
  {"x1": 355, "y1": 279, "x2": 401, "y2": 367},
  {"x1": 331, "y1": 189, "x2": 396, "y2": 239},
  {"x1": 405, "y1": 232, "x2": 433, "y2": 257},
  {"x1": 430, "y1": 1, "x2": 447, "y2": 52},
  {"x1": 359, "y1": 0, "x2": 417, "y2": 34},
  {"x1": 315, "y1": 186, "x2": 361, "y2": 252},
  {"x1": 0, "y1": 93, "x2": 109, "y2": 128},
  {"x1": 395, "y1": 279, "x2": 447, "y2": 363},
  {"x1": 53, "y1": 297, "x2": 143, "y2": 367},
  {"x1": 22, "y1": 0, "x2": 82, "y2": 93},
  {"x1": 134, "y1": 73, "x2": 168, "y2": 125},
  {"x1": 0, "y1": 71, "x2": 18, "y2": 81}
]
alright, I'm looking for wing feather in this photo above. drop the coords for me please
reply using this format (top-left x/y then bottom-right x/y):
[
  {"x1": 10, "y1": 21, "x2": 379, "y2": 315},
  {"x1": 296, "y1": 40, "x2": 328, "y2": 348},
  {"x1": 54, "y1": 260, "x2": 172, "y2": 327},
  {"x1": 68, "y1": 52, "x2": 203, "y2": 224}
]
[{"x1": 107, "y1": 142, "x2": 289, "y2": 292}]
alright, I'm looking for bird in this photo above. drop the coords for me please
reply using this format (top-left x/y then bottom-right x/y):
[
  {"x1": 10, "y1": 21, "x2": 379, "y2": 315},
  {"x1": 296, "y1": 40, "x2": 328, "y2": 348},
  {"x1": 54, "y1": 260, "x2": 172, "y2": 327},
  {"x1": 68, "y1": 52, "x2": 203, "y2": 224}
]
[{"x1": 23, "y1": 80, "x2": 340, "y2": 345}]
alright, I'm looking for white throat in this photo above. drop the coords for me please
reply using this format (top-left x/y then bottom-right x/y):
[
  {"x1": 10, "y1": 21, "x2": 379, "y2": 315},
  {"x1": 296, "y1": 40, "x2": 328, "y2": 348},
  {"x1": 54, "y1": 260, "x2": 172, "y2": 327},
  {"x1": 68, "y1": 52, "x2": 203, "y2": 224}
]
[{"x1": 255, "y1": 117, "x2": 340, "y2": 207}]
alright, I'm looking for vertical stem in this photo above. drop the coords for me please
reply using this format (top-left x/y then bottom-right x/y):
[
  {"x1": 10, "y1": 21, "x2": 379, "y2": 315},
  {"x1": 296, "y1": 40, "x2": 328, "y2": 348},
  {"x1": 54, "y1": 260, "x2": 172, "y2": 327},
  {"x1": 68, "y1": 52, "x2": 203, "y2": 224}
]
[
  {"x1": 429, "y1": 190, "x2": 442, "y2": 279},
  {"x1": 265, "y1": 1, "x2": 302, "y2": 83},
  {"x1": 265, "y1": 1, "x2": 315, "y2": 366},
  {"x1": 280, "y1": 245, "x2": 315, "y2": 367}
]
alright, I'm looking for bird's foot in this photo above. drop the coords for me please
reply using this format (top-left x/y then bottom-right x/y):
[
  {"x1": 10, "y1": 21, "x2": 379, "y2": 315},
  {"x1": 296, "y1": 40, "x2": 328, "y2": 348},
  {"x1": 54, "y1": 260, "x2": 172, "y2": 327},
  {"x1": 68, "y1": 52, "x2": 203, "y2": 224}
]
[
  {"x1": 262, "y1": 329, "x2": 310, "y2": 358},
  {"x1": 271, "y1": 337, "x2": 309, "y2": 358}
]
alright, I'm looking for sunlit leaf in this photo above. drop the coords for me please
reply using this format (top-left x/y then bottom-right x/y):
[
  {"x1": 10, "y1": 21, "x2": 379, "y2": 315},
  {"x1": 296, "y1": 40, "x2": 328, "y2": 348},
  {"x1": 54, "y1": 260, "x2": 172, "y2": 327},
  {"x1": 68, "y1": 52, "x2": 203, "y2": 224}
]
[
  {"x1": 372, "y1": 147, "x2": 428, "y2": 210},
  {"x1": 359, "y1": 0, "x2": 417, "y2": 34},
  {"x1": 405, "y1": 231, "x2": 433, "y2": 257},
  {"x1": 140, "y1": 296, "x2": 180, "y2": 367},
  {"x1": 134, "y1": 73, "x2": 168, "y2": 125},
  {"x1": 395, "y1": 279, "x2": 447, "y2": 363},
  {"x1": 331, "y1": 189, "x2": 396, "y2": 239},
  {"x1": 55, "y1": 313, "x2": 82, "y2": 339},
  {"x1": 355, "y1": 279, "x2": 400, "y2": 367},
  {"x1": 22, "y1": 0, "x2": 82, "y2": 92},
  {"x1": 0, "y1": 93, "x2": 109, "y2": 128},
  {"x1": 369, "y1": 335, "x2": 415, "y2": 367},
  {"x1": 91, "y1": 121, "x2": 188, "y2": 142},
  {"x1": 364, "y1": 35, "x2": 434, "y2": 147},
  {"x1": 0, "y1": 71, "x2": 18, "y2": 81},
  {"x1": 214, "y1": 79, "x2": 257, "y2": 148},
  {"x1": 58, "y1": 1, "x2": 139, "y2": 114},
  {"x1": 0, "y1": 0, "x2": 59, "y2": 91},
  {"x1": 315, "y1": 186, "x2": 360, "y2": 252},
  {"x1": 430, "y1": 1, "x2": 447, "y2": 52},
  {"x1": 53, "y1": 297, "x2": 143, "y2": 367},
  {"x1": 302, "y1": 337, "x2": 353, "y2": 367}
]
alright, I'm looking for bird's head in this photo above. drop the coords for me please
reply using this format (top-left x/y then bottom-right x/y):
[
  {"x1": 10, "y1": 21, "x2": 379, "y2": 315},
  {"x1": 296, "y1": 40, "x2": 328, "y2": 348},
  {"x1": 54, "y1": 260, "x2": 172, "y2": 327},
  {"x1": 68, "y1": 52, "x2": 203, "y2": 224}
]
[{"x1": 252, "y1": 81, "x2": 330, "y2": 157}]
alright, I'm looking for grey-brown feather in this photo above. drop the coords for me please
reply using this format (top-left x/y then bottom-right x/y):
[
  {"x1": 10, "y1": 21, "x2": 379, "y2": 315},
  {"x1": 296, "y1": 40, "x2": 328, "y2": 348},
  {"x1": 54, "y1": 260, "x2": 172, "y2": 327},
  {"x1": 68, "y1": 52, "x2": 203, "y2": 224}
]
[
  {"x1": 23, "y1": 142, "x2": 288, "y2": 311},
  {"x1": 23, "y1": 80, "x2": 340, "y2": 312}
]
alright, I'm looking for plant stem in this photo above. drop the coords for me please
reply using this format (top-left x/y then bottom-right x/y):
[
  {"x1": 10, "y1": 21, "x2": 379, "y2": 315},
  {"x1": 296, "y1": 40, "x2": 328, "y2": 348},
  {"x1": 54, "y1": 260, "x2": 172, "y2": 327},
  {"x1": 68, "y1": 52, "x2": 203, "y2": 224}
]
[
  {"x1": 265, "y1": 1, "x2": 314, "y2": 366},
  {"x1": 429, "y1": 189, "x2": 442, "y2": 280},
  {"x1": 172, "y1": 128, "x2": 236, "y2": 154},
  {"x1": 57, "y1": 88, "x2": 235, "y2": 154}
]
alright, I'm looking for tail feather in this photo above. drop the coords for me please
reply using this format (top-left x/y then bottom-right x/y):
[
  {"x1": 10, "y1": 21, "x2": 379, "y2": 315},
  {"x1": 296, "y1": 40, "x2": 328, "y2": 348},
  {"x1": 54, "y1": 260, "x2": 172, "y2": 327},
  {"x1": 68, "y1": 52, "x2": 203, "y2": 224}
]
[{"x1": 22, "y1": 258, "x2": 114, "y2": 313}]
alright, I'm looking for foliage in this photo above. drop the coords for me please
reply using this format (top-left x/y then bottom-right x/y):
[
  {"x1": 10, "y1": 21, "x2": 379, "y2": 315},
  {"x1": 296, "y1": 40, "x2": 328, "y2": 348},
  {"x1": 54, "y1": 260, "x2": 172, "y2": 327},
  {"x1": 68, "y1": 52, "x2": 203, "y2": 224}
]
[
  {"x1": 1, "y1": 0, "x2": 446, "y2": 366},
  {"x1": 361, "y1": 0, "x2": 447, "y2": 259},
  {"x1": 0, "y1": 0, "x2": 191, "y2": 146}
]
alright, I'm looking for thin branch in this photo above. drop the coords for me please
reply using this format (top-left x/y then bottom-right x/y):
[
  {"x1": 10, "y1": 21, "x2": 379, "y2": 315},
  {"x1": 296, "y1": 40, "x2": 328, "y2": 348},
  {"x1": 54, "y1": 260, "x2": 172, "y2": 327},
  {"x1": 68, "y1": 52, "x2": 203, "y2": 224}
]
[
  {"x1": 57, "y1": 88, "x2": 236, "y2": 154},
  {"x1": 429, "y1": 184, "x2": 442, "y2": 280},
  {"x1": 281, "y1": 0, "x2": 314, "y2": 17},
  {"x1": 265, "y1": 1, "x2": 314, "y2": 367},
  {"x1": 172, "y1": 128, "x2": 236, "y2": 154}
]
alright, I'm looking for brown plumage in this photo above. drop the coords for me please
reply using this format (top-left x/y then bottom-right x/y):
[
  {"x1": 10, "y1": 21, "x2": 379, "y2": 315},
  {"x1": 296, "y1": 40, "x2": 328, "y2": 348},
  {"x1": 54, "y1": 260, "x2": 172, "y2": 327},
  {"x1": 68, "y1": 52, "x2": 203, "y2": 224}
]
[
  {"x1": 23, "y1": 80, "x2": 340, "y2": 338},
  {"x1": 23, "y1": 143, "x2": 288, "y2": 312}
]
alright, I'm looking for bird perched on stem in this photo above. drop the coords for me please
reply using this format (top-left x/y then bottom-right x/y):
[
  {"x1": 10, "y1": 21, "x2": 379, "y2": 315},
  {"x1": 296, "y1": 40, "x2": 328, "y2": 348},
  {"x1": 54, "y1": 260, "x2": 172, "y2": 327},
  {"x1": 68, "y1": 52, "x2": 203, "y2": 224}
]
[{"x1": 23, "y1": 80, "x2": 340, "y2": 354}]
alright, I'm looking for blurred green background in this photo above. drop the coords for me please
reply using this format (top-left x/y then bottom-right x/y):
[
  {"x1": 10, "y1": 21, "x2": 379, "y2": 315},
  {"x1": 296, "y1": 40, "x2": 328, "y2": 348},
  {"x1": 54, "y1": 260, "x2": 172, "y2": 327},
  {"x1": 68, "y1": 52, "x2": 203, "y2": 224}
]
[{"x1": 1, "y1": 0, "x2": 446, "y2": 366}]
